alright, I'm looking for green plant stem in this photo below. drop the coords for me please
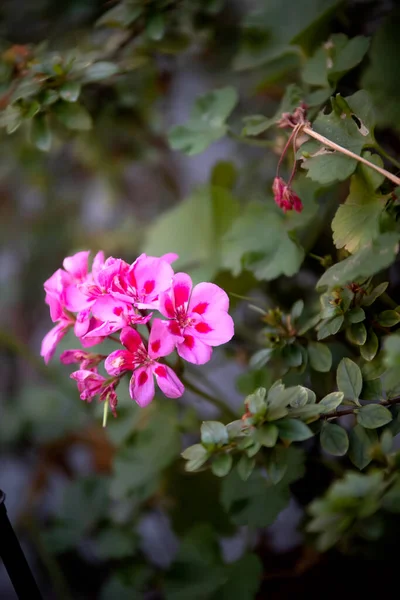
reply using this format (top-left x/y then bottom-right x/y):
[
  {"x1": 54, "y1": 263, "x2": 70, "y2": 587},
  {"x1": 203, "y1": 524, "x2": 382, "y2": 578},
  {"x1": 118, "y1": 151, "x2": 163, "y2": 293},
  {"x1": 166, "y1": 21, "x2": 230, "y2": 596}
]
[
  {"x1": 322, "y1": 395, "x2": 400, "y2": 421},
  {"x1": 180, "y1": 376, "x2": 237, "y2": 420},
  {"x1": 302, "y1": 125, "x2": 400, "y2": 186},
  {"x1": 381, "y1": 292, "x2": 398, "y2": 310},
  {"x1": 373, "y1": 142, "x2": 400, "y2": 171},
  {"x1": 228, "y1": 130, "x2": 275, "y2": 148}
]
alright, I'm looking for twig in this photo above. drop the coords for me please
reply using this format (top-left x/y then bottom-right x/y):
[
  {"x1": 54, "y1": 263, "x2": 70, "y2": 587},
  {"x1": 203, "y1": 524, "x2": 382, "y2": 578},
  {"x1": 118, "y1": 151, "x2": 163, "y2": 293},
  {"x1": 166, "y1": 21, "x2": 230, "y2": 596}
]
[
  {"x1": 302, "y1": 125, "x2": 400, "y2": 186},
  {"x1": 322, "y1": 395, "x2": 400, "y2": 421}
]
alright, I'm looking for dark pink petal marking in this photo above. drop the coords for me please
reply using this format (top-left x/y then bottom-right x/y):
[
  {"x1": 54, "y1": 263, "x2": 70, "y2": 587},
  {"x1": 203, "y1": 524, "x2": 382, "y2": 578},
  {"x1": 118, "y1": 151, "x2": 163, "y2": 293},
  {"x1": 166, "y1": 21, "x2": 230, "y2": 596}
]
[
  {"x1": 154, "y1": 365, "x2": 167, "y2": 378},
  {"x1": 151, "y1": 339, "x2": 161, "y2": 354},
  {"x1": 138, "y1": 370, "x2": 148, "y2": 386},
  {"x1": 168, "y1": 321, "x2": 181, "y2": 336},
  {"x1": 144, "y1": 280, "x2": 155, "y2": 295},
  {"x1": 191, "y1": 302, "x2": 208, "y2": 315},
  {"x1": 174, "y1": 283, "x2": 190, "y2": 307},
  {"x1": 195, "y1": 322, "x2": 213, "y2": 334},
  {"x1": 184, "y1": 334, "x2": 195, "y2": 349}
]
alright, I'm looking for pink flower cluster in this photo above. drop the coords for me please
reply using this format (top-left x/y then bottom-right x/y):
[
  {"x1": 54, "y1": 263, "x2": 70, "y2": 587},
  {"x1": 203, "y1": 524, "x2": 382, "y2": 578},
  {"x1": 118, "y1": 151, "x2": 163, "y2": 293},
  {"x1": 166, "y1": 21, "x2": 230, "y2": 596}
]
[{"x1": 41, "y1": 251, "x2": 234, "y2": 413}]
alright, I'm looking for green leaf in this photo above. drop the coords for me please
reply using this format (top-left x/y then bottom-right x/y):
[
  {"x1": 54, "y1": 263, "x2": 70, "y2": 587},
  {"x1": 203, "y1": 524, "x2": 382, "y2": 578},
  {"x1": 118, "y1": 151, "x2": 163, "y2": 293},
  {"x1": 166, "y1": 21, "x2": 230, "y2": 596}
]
[
  {"x1": 54, "y1": 101, "x2": 92, "y2": 130},
  {"x1": 308, "y1": 341, "x2": 332, "y2": 372},
  {"x1": 360, "y1": 151, "x2": 385, "y2": 191},
  {"x1": 221, "y1": 202, "x2": 304, "y2": 281},
  {"x1": 211, "y1": 161, "x2": 237, "y2": 189},
  {"x1": 319, "y1": 391, "x2": 344, "y2": 413},
  {"x1": 362, "y1": 354, "x2": 386, "y2": 381},
  {"x1": 349, "y1": 424, "x2": 378, "y2": 469},
  {"x1": 277, "y1": 418, "x2": 314, "y2": 442},
  {"x1": 321, "y1": 422, "x2": 349, "y2": 456},
  {"x1": 357, "y1": 404, "x2": 392, "y2": 429},
  {"x1": 360, "y1": 330, "x2": 379, "y2": 362},
  {"x1": 384, "y1": 333, "x2": 400, "y2": 368},
  {"x1": 211, "y1": 454, "x2": 233, "y2": 478},
  {"x1": 201, "y1": 421, "x2": 228, "y2": 447},
  {"x1": 241, "y1": 84, "x2": 303, "y2": 136},
  {"x1": 317, "y1": 315, "x2": 344, "y2": 340},
  {"x1": 347, "y1": 307, "x2": 365, "y2": 323},
  {"x1": 30, "y1": 114, "x2": 51, "y2": 152},
  {"x1": 164, "y1": 525, "x2": 226, "y2": 600},
  {"x1": 221, "y1": 469, "x2": 290, "y2": 526},
  {"x1": 83, "y1": 61, "x2": 119, "y2": 82},
  {"x1": 59, "y1": 81, "x2": 81, "y2": 102},
  {"x1": 291, "y1": 299, "x2": 304, "y2": 321},
  {"x1": 0, "y1": 105, "x2": 22, "y2": 134},
  {"x1": 111, "y1": 403, "x2": 180, "y2": 499},
  {"x1": 219, "y1": 554, "x2": 263, "y2": 600},
  {"x1": 255, "y1": 423, "x2": 279, "y2": 448},
  {"x1": 317, "y1": 233, "x2": 400, "y2": 290},
  {"x1": 247, "y1": 387, "x2": 267, "y2": 416},
  {"x1": 168, "y1": 87, "x2": 238, "y2": 155},
  {"x1": 249, "y1": 348, "x2": 273, "y2": 370},
  {"x1": 95, "y1": 529, "x2": 136, "y2": 560},
  {"x1": 182, "y1": 444, "x2": 209, "y2": 471},
  {"x1": 281, "y1": 344, "x2": 303, "y2": 368},
  {"x1": 362, "y1": 281, "x2": 388, "y2": 306},
  {"x1": 361, "y1": 9, "x2": 400, "y2": 128},
  {"x1": 237, "y1": 454, "x2": 255, "y2": 481},
  {"x1": 146, "y1": 13, "x2": 165, "y2": 41},
  {"x1": 347, "y1": 322, "x2": 367, "y2": 346},
  {"x1": 377, "y1": 310, "x2": 400, "y2": 327},
  {"x1": 303, "y1": 34, "x2": 369, "y2": 87},
  {"x1": 299, "y1": 91, "x2": 375, "y2": 185},
  {"x1": 361, "y1": 378, "x2": 382, "y2": 401},
  {"x1": 332, "y1": 172, "x2": 385, "y2": 254},
  {"x1": 233, "y1": 0, "x2": 341, "y2": 71},
  {"x1": 337, "y1": 358, "x2": 362, "y2": 402},
  {"x1": 143, "y1": 185, "x2": 239, "y2": 282}
]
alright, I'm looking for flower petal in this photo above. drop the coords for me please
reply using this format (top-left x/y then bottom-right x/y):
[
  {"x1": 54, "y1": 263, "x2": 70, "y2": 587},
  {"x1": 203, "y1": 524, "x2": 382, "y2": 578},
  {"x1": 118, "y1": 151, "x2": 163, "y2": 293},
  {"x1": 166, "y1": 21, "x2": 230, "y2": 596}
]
[
  {"x1": 63, "y1": 251, "x2": 90, "y2": 281},
  {"x1": 132, "y1": 254, "x2": 174, "y2": 303},
  {"x1": 191, "y1": 312, "x2": 234, "y2": 346},
  {"x1": 130, "y1": 366, "x2": 155, "y2": 407},
  {"x1": 120, "y1": 327, "x2": 143, "y2": 353},
  {"x1": 153, "y1": 364, "x2": 184, "y2": 398},
  {"x1": 105, "y1": 350, "x2": 134, "y2": 375},
  {"x1": 148, "y1": 318, "x2": 176, "y2": 359},
  {"x1": 172, "y1": 272, "x2": 192, "y2": 308},
  {"x1": 189, "y1": 282, "x2": 229, "y2": 315},
  {"x1": 160, "y1": 252, "x2": 179, "y2": 264},
  {"x1": 159, "y1": 292, "x2": 175, "y2": 318},
  {"x1": 177, "y1": 335, "x2": 212, "y2": 365},
  {"x1": 40, "y1": 320, "x2": 71, "y2": 364}
]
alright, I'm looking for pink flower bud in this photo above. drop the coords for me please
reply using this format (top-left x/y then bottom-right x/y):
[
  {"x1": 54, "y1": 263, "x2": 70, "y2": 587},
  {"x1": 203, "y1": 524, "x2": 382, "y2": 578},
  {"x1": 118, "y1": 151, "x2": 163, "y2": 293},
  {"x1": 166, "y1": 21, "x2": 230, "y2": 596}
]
[{"x1": 272, "y1": 177, "x2": 303, "y2": 213}]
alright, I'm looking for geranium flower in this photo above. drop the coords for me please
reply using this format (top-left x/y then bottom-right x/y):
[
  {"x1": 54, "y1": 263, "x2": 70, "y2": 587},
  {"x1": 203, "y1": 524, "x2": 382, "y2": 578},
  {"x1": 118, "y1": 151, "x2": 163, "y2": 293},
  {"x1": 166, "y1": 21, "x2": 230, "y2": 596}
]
[
  {"x1": 158, "y1": 273, "x2": 234, "y2": 364},
  {"x1": 105, "y1": 321, "x2": 184, "y2": 407}
]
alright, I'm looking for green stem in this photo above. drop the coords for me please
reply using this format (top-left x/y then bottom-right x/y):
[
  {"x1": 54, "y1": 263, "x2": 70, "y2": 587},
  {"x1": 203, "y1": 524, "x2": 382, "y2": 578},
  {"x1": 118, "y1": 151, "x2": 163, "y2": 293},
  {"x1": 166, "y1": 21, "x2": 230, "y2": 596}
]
[
  {"x1": 227, "y1": 130, "x2": 275, "y2": 148},
  {"x1": 322, "y1": 395, "x2": 400, "y2": 421},
  {"x1": 180, "y1": 376, "x2": 237, "y2": 420},
  {"x1": 373, "y1": 142, "x2": 400, "y2": 171}
]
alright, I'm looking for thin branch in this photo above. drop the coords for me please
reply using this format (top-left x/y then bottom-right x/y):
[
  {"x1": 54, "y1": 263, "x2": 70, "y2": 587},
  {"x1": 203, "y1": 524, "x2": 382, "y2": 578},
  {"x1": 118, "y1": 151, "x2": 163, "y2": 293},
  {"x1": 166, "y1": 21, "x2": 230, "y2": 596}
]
[
  {"x1": 322, "y1": 395, "x2": 400, "y2": 421},
  {"x1": 302, "y1": 125, "x2": 400, "y2": 186}
]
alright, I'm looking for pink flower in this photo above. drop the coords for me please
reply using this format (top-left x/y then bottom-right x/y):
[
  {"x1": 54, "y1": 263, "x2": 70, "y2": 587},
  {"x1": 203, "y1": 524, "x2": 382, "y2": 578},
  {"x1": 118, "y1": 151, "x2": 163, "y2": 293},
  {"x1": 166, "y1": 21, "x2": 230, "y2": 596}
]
[
  {"x1": 70, "y1": 369, "x2": 118, "y2": 416},
  {"x1": 104, "y1": 322, "x2": 184, "y2": 407},
  {"x1": 159, "y1": 273, "x2": 234, "y2": 365},
  {"x1": 109, "y1": 253, "x2": 175, "y2": 310},
  {"x1": 40, "y1": 314, "x2": 74, "y2": 364},
  {"x1": 84, "y1": 296, "x2": 151, "y2": 338},
  {"x1": 60, "y1": 349, "x2": 104, "y2": 369},
  {"x1": 272, "y1": 177, "x2": 303, "y2": 213}
]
